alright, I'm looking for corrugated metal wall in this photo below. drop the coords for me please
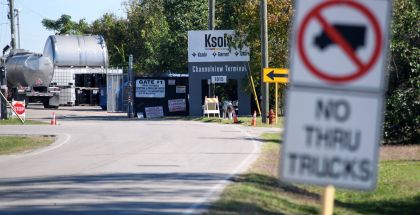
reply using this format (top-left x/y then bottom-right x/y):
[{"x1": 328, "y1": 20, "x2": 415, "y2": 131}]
[{"x1": 106, "y1": 73, "x2": 127, "y2": 112}]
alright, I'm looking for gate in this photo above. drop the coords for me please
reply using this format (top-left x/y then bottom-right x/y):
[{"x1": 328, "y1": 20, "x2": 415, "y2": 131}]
[{"x1": 107, "y1": 73, "x2": 127, "y2": 112}]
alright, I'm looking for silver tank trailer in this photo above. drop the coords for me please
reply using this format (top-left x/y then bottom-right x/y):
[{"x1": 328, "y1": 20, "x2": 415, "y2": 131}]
[
  {"x1": 6, "y1": 50, "x2": 54, "y2": 88},
  {"x1": 43, "y1": 35, "x2": 108, "y2": 67}
]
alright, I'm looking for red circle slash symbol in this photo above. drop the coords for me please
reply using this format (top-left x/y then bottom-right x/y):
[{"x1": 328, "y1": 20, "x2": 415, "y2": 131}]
[{"x1": 297, "y1": 0, "x2": 382, "y2": 83}]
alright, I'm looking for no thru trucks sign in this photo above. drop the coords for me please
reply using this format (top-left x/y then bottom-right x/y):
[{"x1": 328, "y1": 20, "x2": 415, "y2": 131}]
[{"x1": 281, "y1": 0, "x2": 392, "y2": 191}]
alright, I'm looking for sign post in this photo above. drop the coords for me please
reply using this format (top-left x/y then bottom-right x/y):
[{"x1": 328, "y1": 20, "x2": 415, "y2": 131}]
[
  {"x1": 281, "y1": 0, "x2": 392, "y2": 213},
  {"x1": 321, "y1": 185, "x2": 335, "y2": 215},
  {"x1": 275, "y1": 83, "x2": 278, "y2": 124}
]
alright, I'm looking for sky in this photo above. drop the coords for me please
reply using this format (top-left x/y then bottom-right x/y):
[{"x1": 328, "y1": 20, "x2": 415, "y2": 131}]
[{"x1": 0, "y1": 0, "x2": 126, "y2": 53}]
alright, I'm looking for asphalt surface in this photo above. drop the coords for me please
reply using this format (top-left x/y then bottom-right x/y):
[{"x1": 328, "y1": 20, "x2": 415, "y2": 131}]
[{"x1": 0, "y1": 105, "x2": 280, "y2": 215}]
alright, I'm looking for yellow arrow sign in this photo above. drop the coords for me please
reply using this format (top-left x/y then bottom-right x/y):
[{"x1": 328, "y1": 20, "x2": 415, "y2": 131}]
[{"x1": 263, "y1": 68, "x2": 289, "y2": 83}]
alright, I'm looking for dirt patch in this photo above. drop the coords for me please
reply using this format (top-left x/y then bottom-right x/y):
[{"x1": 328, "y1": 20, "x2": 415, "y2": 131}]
[{"x1": 380, "y1": 145, "x2": 420, "y2": 161}]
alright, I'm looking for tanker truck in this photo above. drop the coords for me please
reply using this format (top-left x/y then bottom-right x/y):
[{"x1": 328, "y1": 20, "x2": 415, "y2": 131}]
[
  {"x1": 3, "y1": 49, "x2": 60, "y2": 108},
  {"x1": 1, "y1": 35, "x2": 109, "y2": 109}
]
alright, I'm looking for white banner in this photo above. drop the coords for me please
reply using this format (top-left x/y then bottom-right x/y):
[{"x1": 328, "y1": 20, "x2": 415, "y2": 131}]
[
  {"x1": 136, "y1": 79, "x2": 165, "y2": 98},
  {"x1": 145, "y1": 106, "x2": 164, "y2": 118},
  {"x1": 168, "y1": 99, "x2": 186, "y2": 112}
]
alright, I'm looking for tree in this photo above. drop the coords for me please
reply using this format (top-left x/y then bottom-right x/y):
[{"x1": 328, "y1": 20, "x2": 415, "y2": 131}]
[
  {"x1": 161, "y1": 0, "x2": 208, "y2": 72},
  {"x1": 384, "y1": 0, "x2": 419, "y2": 144},
  {"x1": 216, "y1": 0, "x2": 293, "y2": 111},
  {"x1": 42, "y1": 14, "x2": 88, "y2": 35},
  {"x1": 217, "y1": 0, "x2": 292, "y2": 69},
  {"x1": 125, "y1": 0, "x2": 170, "y2": 75},
  {"x1": 101, "y1": 0, "x2": 208, "y2": 74},
  {"x1": 89, "y1": 13, "x2": 129, "y2": 67}
]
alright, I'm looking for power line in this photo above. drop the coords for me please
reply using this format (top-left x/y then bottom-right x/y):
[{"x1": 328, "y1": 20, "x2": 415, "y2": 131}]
[
  {"x1": 15, "y1": 0, "x2": 48, "y2": 19},
  {"x1": 0, "y1": 0, "x2": 9, "y2": 47}
]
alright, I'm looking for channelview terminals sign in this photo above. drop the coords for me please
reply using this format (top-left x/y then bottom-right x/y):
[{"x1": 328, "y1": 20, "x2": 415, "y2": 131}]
[
  {"x1": 263, "y1": 68, "x2": 289, "y2": 83},
  {"x1": 188, "y1": 30, "x2": 250, "y2": 63},
  {"x1": 188, "y1": 30, "x2": 251, "y2": 116},
  {"x1": 290, "y1": 0, "x2": 392, "y2": 92},
  {"x1": 282, "y1": 0, "x2": 391, "y2": 191}
]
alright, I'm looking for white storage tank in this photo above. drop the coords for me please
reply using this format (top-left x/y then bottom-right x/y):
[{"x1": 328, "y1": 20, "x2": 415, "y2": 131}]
[{"x1": 43, "y1": 35, "x2": 109, "y2": 68}]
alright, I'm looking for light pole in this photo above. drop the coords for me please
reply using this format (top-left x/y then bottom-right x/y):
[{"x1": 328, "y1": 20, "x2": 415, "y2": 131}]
[{"x1": 208, "y1": 0, "x2": 215, "y2": 98}]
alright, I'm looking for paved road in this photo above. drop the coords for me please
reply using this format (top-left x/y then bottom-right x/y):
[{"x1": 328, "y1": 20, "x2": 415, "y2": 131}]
[{"x1": 0, "y1": 105, "x2": 279, "y2": 214}]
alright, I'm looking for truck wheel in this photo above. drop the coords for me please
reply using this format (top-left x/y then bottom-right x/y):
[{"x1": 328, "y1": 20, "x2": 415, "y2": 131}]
[{"x1": 43, "y1": 100, "x2": 50, "y2": 108}]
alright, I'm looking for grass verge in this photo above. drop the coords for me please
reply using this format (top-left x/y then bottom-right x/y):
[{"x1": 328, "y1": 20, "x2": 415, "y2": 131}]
[
  {"x1": 206, "y1": 133, "x2": 420, "y2": 215},
  {"x1": 0, "y1": 118, "x2": 47, "y2": 125},
  {"x1": 192, "y1": 116, "x2": 283, "y2": 128},
  {"x1": 0, "y1": 135, "x2": 55, "y2": 155}
]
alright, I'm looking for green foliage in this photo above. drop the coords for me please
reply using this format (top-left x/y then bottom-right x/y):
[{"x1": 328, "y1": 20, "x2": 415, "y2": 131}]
[
  {"x1": 207, "y1": 133, "x2": 420, "y2": 215},
  {"x1": 216, "y1": 0, "x2": 293, "y2": 104},
  {"x1": 161, "y1": 0, "x2": 208, "y2": 73},
  {"x1": 384, "y1": 0, "x2": 420, "y2": 144},
  {"x1": 124, "y1": 0, "x2": 170, "y2": 75},
  {"x1": 216, "y1": 0, "x2": 293, "y2": 71},
  {"x1": 87, "y1": 0, "x2": 208, "y2": 74},
  {"x1": 41, "y1": 14, "x2": 89, "y2": 35},
  {"x1": 333, "y1": 160, "x2": 420, "y2": 215},
  {"x1": 0, "y1": 118, "x2": 46, "y2": 125},
  {"x1": 88, "y1": 13, "x2": 129, "y2": 67},
  {"x1": 193, "y1": 116, "x2": 283, "y2": 128}
]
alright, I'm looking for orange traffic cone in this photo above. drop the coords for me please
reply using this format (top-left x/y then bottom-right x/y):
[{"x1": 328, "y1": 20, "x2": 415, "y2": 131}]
[
  {"x1": 51, "y1": 112, "x2": 56, "y2": 125},
  {"x1": 251, "y1": 111, "x2": 257, "y2": 126},
  {"x1": 233, "y1": 111, "x2": 239, "y2": 123}
]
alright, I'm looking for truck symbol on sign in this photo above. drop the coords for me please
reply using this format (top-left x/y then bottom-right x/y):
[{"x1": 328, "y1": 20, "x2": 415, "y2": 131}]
[{"x1": 314, "y1": 24, "x2": 366, "y2": 51}]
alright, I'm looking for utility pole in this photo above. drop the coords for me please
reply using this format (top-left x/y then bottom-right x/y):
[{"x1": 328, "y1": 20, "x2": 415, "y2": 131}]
[
  {"x1": 208, "y1": 0, "x2": 215, "y2": 30},
  {"x1": 8, "y1": 0, "x2": 16, "y2": 49},
  {"x1": 14, "y1": 8, "x2": 20, "y2": 49},
  {"x1": 260, "y1": 0, "x2": 269, "y2": 123},
  {"x1": 208, "y1": 0, "x2": 215, "y2": 97},
  {"x1": 0, "y1": 59, "x2": 7, "y2": 120},
  {"x1": 127, "y1": 54, "x2": 134, "y2": 118}
]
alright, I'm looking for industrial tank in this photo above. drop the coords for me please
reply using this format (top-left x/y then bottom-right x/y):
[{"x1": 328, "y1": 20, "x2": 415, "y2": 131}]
[
  {"x1": 6, "y1": 50, "x2": 54, "y2": 88},
  {"x1": 43, "y1": 35, "x2": 108, "y2": 67}
]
